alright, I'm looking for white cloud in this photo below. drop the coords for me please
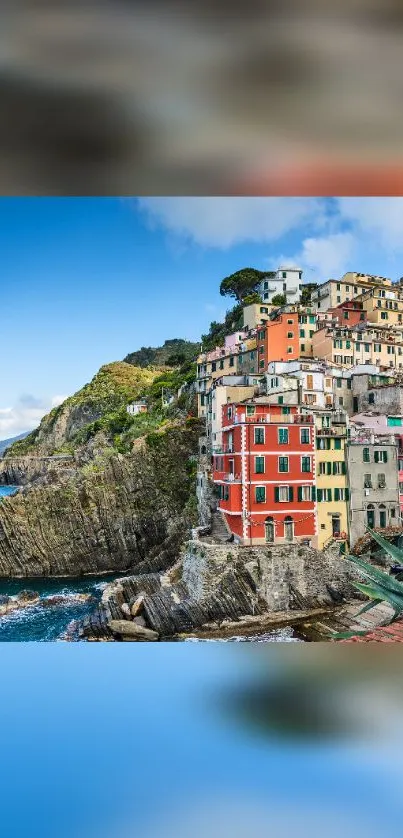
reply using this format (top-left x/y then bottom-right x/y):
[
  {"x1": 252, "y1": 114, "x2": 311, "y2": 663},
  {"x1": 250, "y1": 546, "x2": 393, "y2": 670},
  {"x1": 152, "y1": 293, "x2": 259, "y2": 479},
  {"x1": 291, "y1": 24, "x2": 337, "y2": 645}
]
[
  {"x1": 137, "y1": 197, "x2": 326, "y2": 248},
  {"x1": 0, "y1": 394, "x2": 68, "y2": 441},
  {"x1": 336, "y1": 198, "x2": 403, "y2": 250},
  {"x1": 275, "y1": 232, "x2": 355, "y2": 283}
]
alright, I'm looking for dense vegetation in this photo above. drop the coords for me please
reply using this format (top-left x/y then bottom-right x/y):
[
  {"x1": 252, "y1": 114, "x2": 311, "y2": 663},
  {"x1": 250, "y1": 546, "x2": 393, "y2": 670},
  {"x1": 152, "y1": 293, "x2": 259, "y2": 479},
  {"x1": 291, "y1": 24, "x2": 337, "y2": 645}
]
[
  {"x1": 124, "y1": 338, "x2": 200, "y2": 368},
  {"x1": 201, "y1": 303, "x2": 244, "y2": 352},
  {"x1": 219, "y1": 267, "x2": 268, "y2": 303},
  {"x1": 8, "y1": 363, "x2": 163, "y2": 456}
]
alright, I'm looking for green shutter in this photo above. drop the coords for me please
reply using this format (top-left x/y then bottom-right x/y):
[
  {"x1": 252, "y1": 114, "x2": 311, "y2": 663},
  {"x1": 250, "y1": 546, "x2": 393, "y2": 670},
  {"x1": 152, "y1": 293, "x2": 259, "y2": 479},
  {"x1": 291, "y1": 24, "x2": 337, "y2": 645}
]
[
  {"x1": 342, "y1": 462, "x2": 346, "y2": 474},
  {"x1": 289, "y1": 486, "x2": 294, "y2": 502},
  {"x1": 311, "y1": 486, "x2": 316, "y2": 501},
  {"x1": 334, "y1": 488, "x2": 340, "y2": 501},
  {"x1": 317, "y1": 489, "x2": 323, "y2": 502},
  {"x1": 374, "y1": 451, "x2": 379, "y2": 463},
  {"x1": 274, "y1": 487, "x2": 279, "y2": 503},
  {"x1": 298, "y1": 486, "x2": 302, "y2": 501},
  {"x1": 345, "y1": 488, "x2": 350, "y2": 501}
]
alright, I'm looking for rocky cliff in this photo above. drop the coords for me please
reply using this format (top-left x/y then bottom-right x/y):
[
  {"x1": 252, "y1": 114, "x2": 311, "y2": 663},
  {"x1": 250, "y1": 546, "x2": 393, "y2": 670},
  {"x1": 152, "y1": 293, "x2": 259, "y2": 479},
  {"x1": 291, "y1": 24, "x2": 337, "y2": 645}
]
[
  {"x1": 7, "y1": 362, "x2": 162, "y2": 457},
  {"x1": 76, "y1": 537, "x2": 360, "y2": 640},
  {"x1": 0, "y1": 421, "x2": 201, "y2": 577}
]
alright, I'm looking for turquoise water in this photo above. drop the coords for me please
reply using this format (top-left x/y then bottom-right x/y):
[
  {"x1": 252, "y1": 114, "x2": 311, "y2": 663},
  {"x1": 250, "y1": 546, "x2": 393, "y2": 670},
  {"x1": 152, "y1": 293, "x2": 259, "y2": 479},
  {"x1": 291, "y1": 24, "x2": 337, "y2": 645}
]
[
  {"x1": 0, "y1": 485, "x2": 298, "y2": 642},
  {"x1": 0, "y1": 574, "x2": 117, "y2": 641},
  {"x1": 0, "y1": 485, "x2": 19, "y2": 497}
]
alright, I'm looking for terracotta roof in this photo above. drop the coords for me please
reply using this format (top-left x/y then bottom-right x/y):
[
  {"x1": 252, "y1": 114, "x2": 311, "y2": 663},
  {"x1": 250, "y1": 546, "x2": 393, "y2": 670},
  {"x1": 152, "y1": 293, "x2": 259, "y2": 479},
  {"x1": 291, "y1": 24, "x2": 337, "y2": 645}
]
[{"x1": 340, "y1": 620, "x2": 403, "y2": 642}]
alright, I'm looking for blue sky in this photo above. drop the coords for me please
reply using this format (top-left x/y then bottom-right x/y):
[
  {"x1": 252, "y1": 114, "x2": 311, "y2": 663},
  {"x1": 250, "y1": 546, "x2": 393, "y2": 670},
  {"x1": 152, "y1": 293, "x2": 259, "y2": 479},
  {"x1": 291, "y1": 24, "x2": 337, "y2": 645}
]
[{"x1": 2, "y1": 197, "x2": 403, "y2": 438}]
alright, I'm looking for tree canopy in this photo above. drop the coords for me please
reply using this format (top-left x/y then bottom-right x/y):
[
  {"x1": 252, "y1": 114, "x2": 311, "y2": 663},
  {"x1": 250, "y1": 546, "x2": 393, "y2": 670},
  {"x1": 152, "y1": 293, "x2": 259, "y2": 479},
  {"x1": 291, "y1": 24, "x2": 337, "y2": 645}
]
[{"x1": 219, "y1": 268, "x2": 269, "y2": 303}]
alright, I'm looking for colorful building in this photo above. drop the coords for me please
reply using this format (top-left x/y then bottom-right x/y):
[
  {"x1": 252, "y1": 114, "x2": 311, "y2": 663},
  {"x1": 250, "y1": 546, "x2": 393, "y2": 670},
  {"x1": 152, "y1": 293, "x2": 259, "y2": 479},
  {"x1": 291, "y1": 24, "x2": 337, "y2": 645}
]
[
  {"x1": 313, "y1": 409, "x2": 349, "y2": 549},
  {"x1": 256, "y1": 311, "x2": 300, "y2": 372},
  {"x1": 213, "y1": 402, "x2": 317, "y2": 546}
]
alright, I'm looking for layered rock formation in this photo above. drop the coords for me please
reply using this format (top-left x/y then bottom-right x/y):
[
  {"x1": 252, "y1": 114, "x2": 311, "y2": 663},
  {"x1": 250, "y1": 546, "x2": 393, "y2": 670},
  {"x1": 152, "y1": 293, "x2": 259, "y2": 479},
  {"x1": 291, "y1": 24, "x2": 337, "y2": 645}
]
[
  {"x1": 0, "y1": 422, "x2": 201, "y2": 577},
  {"x1": 77, "y1": 538, "x2": 359, "y2": 640}
]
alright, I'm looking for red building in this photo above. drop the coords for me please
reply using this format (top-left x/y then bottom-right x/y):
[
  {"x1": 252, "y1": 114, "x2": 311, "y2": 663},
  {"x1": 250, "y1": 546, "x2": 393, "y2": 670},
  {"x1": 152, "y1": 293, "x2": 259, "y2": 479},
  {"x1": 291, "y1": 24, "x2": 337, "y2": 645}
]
[
  {"x1": 328, "y1": 300, "x2": 366, "y2": 328},
  {"x1": 212, "y1": 402, "x2": 317, "y2": 546}
]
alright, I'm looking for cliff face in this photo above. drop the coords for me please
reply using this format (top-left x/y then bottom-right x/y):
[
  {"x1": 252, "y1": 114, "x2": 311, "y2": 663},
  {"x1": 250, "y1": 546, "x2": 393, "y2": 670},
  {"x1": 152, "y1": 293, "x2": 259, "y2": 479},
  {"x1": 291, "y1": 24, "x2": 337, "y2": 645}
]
[
  {"x1": 0, "y1": 422, "x2": 201, "y2": 577},
  {"x1": 7, "y1": 362, "x2": 162, "y2": 457}
]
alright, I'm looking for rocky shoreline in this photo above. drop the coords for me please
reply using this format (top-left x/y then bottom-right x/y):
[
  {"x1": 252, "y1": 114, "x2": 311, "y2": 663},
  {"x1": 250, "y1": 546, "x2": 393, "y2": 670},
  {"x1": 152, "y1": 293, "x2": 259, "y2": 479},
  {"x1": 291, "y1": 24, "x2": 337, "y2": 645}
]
[{"x1": 68, "y1": 537, "x2": 360, "y2": 642}]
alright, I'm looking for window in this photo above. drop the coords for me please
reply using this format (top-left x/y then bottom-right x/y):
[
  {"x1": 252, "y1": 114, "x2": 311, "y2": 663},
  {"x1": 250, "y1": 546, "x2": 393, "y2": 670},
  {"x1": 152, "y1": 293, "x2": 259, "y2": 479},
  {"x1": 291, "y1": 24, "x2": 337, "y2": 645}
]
[
  {"x1": 336, "y1": 378, "x2": 342, "y2": 388},
  {"x1": 381, "y1": 311, "x2": 388, "y2": 320},
  {"x1": 379, "y1": 505, "x2": 387, "y2": 528},
  {"x1": 301, "y1": 456, "x2": 311, "y2": 472},
  {"x1": 287, "y1": 319, "x2": 293, "y2": 324},
  {"x1": 282, "y1": 407, "x2": 291, "y2": 415},
  {"x1": 255, "y1": 456, "x2": 265, "y2": 474},
  {"x1": 300, "y1": 329, "x2": 305, "y2": 338},
  {"x1": 278, "y1": 396, "x2": 284, "y2": 405},
  {"x1": 364, "y1": 474, "x2": 372, "y2": 488},
  {"x1": 254, "y1": 427, "x2": 265, "y2": 444},
  {"x1": 307, "y1": 374, "x2": 313, "y2": 390},
  {"x1": 278, "y1": 428, "x2": 289, "y2": 444},
  {"x1": 255, "y1": 486, "x2": 266, "y2": 504},
  {"x1": 287, "y1": 331, "x2": 294, "y2": 338},
  {"x1": 229, "y1": 356, "x2": 234, "y2": 367},
  {"x1": 374, "y1": 450, "x2": 388, "y2": 463},
  {"x1": 344, "y1": 311, "x2": 349, "y2": 320},
  {"x1": 298, "y1": 486, "x2": 314, "y2": 501},
  {"x1": 227, "y1": 406, "x2": 233, "y2": 419},
  {"x1": 278, "y1": 456, "x2": 289, "y2": 473},
  {"x1": 309, "y1": 330, "x2": 314, "y2": 338},
  {"x1": 317, "y1": 489, "x2": 332, "y2": 501},
  {"x1": 333, "y1": 461, "x2": 346, "y2": 475},
  {"x1": 334, "y1": 438, "x2": 342, "y2": 450},
  {"x1": 378, "y1": 473, "x2": 386, "y2": 488},
  {"x1": 337, "y1": 283, "x2": 340, "y2": 290},
  {"x1": 212, "y1": 361, "x2": 216, "y2": 372},
  {"x1": 246, "y1": 405, "x2": 255, "y2": 415},
  {"x1": 287, "y1": 346, "x2": 293, "y2": 354},
  {"x1": 259, "y1": 346, "x2": 265, "y2": 354},
  {"x1": 301, "y1": 344, "x2": 305, "y2": 352},
  {"x1": 300, "y1": 428, "x2": 310, "y2": 444},
  {"x1": 319, "y1": 462, "x2": 326, "y2": 475},
  {"x1": 282, "y1": 271, "x2": 287, "y2": 279},
  {"x1": 275, "y1": 486, "x2": 293, "y2": 502},
  {"x1": 346, "y1": 340, "x2": 351, "y2": 348},
  {"x1": 219, "y1": 359, "x2": 224, "y2": 370},
  {"x1": 363, "y1": 447, "x2": 370, "y2": 463},
  {"x1": 368, "y1": 392, "x2": 375, "y2": 404},
  {"x1": 339, "y1": 397, "x2": 344, "y2": 406}
]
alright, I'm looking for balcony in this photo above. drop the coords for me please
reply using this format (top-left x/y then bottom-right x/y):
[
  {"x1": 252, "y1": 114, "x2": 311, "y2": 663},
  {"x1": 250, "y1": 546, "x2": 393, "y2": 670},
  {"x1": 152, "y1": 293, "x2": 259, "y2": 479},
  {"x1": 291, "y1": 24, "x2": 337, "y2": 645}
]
[
  {"x1": 212, "y1": 445, "x2": 234, "y2": 454},
  {"x1": 233, "y1": 413, "x2": 314, "y2": 425},
  {"x1": 317, "y1": 427, "x2": 347, "y2": 437},
  {"x1": 222, "y1": 473, "x2": 242, "y2": 482}
]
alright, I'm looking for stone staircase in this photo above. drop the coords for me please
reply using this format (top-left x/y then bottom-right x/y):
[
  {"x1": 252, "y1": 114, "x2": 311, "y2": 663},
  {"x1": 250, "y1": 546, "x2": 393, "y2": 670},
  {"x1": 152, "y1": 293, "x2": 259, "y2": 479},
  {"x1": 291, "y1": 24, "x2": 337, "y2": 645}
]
[{"x1": 210, "y1": 510, "x2": 233, "y2": 544}]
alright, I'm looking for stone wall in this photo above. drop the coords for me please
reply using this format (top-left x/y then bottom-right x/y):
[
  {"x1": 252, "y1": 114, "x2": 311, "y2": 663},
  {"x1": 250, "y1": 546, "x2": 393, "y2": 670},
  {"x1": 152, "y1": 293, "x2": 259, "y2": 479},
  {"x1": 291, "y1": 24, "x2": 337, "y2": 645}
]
[{"x1": 181, "y1": 539, "x2": 358, "y2": 612}]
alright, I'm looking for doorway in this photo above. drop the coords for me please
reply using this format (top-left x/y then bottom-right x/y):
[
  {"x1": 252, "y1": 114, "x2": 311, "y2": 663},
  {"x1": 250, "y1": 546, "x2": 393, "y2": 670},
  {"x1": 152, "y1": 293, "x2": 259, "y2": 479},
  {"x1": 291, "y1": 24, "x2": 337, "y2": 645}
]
[
  {"x1": 284, "y1": 516, "x2": 294, "y2": 542},
  {"x1": 332, "y1": 515, "x2": 341, "y2": 537},
  {"x1": 265, "y1": 517, "x2": 274, "y2": 543}
]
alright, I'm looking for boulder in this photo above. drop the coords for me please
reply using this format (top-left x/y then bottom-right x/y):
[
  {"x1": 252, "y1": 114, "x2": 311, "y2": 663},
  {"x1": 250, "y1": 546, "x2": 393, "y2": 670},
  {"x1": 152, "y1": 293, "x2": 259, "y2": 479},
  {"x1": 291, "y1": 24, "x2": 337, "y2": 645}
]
[
  {"x1": 120, "y1": 602, "x2": 131, "y2": 617},
  {"x1": 130, "y1": 595, "x2": 145, "y2": 617},
  {"x1": 133, "y1": 616, "x2": 147, "y2": 627},
  {"x1": 107, "y1": 619, "x2": 159, "y2": 641},
  {"x1": 17, "y1": 590, "x2": 39, "y2": 602}
]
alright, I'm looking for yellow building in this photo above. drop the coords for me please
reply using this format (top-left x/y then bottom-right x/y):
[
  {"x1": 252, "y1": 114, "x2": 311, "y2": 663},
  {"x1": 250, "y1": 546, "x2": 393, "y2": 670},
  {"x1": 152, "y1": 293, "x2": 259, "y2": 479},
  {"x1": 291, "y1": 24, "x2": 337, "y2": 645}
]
[
  {"x1": 312, "y1": 272, "x2": 393, "y2": 312},
  {"x1": 312, "y1": 323, "x2": 403, "y2": 370},
  {"x1": 313, "y1": 410, "x2": 350, "y2": 549},
  {"x1": 243, "y1": 302, "x2": 274, "y2": 330},
  {"x1": 298, "y1": 310, "x2": 318, "y2": 358},
  {"x1": 360, "y1": 287, "x2": 403, "y2": 328}
]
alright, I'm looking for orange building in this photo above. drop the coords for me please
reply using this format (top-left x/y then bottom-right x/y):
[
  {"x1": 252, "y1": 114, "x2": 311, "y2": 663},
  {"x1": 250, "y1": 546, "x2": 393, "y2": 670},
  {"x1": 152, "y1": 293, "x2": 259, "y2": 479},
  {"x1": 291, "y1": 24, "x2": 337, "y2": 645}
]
[{"x1": 256, "y1": 312, "x2": 300, "y2": 373}]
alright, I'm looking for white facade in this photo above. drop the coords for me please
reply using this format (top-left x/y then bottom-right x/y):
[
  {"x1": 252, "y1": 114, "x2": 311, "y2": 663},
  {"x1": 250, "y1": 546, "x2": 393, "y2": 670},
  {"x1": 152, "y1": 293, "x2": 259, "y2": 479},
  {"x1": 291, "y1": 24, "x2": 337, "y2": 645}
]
[
  {"x1": 258, "y1": 266, "x2": 303, "y2": 305},
  {"x1": 126, "y1": 402, "x2": 148, "y2": 416}
]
